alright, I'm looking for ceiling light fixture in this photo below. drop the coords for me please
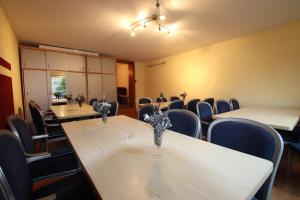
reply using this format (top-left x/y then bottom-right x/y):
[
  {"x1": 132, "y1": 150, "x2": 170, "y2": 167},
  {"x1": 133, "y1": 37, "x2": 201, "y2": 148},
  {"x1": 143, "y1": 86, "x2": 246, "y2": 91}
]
[{"x1": 130, "y1": 0, "x2": 170, "y2": 36}]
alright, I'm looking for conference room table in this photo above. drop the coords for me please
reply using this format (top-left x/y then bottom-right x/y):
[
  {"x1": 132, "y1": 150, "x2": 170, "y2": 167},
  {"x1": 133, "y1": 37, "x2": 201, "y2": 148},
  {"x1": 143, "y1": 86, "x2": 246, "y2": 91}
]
[
  {"x1": 50, "y1": 103, "x2": 99, "y2": 120},
  {"x1": 62, "y1": 115, "x2": 273, "y2": 200},
  {"x1": 213, "y1": 106, "x2": 300, "y2": 131},
  {"x1": 138, "y1": 101, "x2": 186, "y2": 110}
]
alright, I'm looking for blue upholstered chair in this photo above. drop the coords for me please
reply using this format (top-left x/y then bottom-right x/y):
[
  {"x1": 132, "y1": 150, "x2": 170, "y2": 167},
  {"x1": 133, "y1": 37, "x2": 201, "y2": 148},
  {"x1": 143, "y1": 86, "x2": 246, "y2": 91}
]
[
  {"x1": 7, "y1": 115, "x2": 80, "y2": 182},
  {"x1": 229, "y1": 98, "x2": 240, "y2": 110},
  {"x1": 167, "y1": 109, "x2": 201, "y2": 138},
  {"x1": 203, "y1": 98, "x2": 215, "y2": 110},
  {"x1": 138, "y1": 105, "x2": 154, "y2": 122},
  {"x1": 89, "y1": 98, "x2": 98, "y2": 106},
  {"x1": 138, "y1": 97, "x2": 152, "y2": 104},
  {"x1": 108, "y1": 101, "x2": 119, "y2": 116},
  {"x1": 0, "y1": 130, "x2": 96, "y2": 200},
  {"x1": 208, "y1": 118, "x2": 284, "y2": 200},
  {"x1": 170, "y1": 96, "x2": 180, "y2": 102},
  {"x1": 30, "y1": 103, "x2": 66, "y2": 141},
  {"x1": 186, "y1": 99, "x2": 201, "y2": 115},
  {"x1": 282, "y1": 125, "x2": 300, "y2": 175},
  {"x1": 156, "y1": 97, "x2": 168, "y2": 103},
  {"x1": 168, "y1": 100, "x2": 185, "y2": 110},
  {"x1": 196, "y1": 101, "x2": 214, "y2": 138},
  {"x1": 215, "y1": 100, "x2": 231, "y2": 114}
]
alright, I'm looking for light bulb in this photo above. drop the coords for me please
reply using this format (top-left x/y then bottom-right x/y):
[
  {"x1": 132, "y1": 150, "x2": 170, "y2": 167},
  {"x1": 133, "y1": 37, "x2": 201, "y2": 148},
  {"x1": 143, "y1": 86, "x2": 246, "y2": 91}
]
[
  {"x1": 159, "y1": 15, "x2": 166, "y2": 20},
  {"x1": 130, "y1": 32, "x2": 136, "y2": 37},
  {"x1": 137, "y1": 11, "x2": 147, "y2": 21}
]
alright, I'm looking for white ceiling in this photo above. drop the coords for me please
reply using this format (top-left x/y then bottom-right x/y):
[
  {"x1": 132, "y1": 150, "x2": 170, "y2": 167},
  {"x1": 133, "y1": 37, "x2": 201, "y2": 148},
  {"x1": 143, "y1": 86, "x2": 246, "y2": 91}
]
[{"x1": 1, "y1": 0, "x2": 300, "y2": 61}]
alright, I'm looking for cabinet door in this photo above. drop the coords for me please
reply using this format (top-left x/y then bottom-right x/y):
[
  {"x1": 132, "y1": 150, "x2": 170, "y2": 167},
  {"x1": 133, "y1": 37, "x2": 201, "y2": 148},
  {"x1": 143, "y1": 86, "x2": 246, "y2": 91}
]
[
  {"x1": 87, "y1": 74, "x2": 102, "y2": 101},
  {"x1": 23, "y1": 70, "x2": 49, "y2": 121},
  {"x1": 46, "y1": 51, "x2": 67, "y2": 70},
  {"x1": 65, "y1": 72, "x2": 87, "y2": 100},
  {"x1": 87, "y1": 57, "x2": 101, "y2": 73},
  {"x1": 103, "y1": 74, "x2": 116, "y2": 101},
  {"x1": 21, "y1": 49, "x2": 46, "y2": 69},
  {"x1": 102, "y1": 57, "x2": 116, "y2": 74},
  {"x1": 67, "y1": 54, "x2": 85, "y2": 72}
]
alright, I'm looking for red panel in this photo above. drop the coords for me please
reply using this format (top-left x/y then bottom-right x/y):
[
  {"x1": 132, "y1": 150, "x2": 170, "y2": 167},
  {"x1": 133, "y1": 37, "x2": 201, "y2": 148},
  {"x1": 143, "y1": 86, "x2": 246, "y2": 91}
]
[
  {"x1": 0, "y1": 57, "x2": 11, "y2": 70},
  {"x1": 0, "y1": 74, "x2": 14, "y2": 129}
]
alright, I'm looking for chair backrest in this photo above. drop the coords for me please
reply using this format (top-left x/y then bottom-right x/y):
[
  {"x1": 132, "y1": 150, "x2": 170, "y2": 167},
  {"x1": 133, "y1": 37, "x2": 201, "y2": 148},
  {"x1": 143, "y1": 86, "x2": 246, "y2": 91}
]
[
  {"x1": 7, "y1": 115, "x2": 35, "y2": 154},
  {"x1": 203, "y1": 98, "x2": 214, "y2": 109},
  {"x1": 167, "y1": 109, "x2": 201, "y2": 138},
  {"x1": 229, "y1": 98, "x2": 240, "y2": 110},
  {"x1": 168, "y1": 100, "x2": 184, "y2": 110},
  {"x1": 208, "y1": 118, "x2": 283, "y2": 200},
  {"x1": 215, "y1": 100, "x2": 231, "y2": 114},
  {"x1": 138, "y1": 105, "x2": 154, "y2": 122},
  {"x1": 89, "y1": 98, "x2": 98, "y2": 106},
  {"x1": 30, "y1": 103, "x2": 47, "y2": 134},
  {"x1": 156, "y1": 97, "x2": 167, "y2": 103},
  {"x1": 108, "y1": 101, "x2": 119, "y2": 116},
  {"x1": 186, "y1": 99, "x2": 201, "y2": 114},
  {"x1": 117, "y1": 87, "x2": 127, "y2": 96},
  {"x1": 0, "y1": 130, "x2": 32, "y2": 200},
  {"x1": 170, "y1": 96, "x2": 180, "y2": 102},
  {"x1": 196, "y1": 101, "x2": 213, "y2": 123},
  {"x1": 138, "y1": 97, "x2": 152, "y2": 104}
]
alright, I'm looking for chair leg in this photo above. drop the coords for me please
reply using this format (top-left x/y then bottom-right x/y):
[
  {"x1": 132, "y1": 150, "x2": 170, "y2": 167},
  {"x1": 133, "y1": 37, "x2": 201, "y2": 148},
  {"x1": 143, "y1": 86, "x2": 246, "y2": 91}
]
[{"x1": 286, "y1": 149, "x2": 291, "y2": 176}]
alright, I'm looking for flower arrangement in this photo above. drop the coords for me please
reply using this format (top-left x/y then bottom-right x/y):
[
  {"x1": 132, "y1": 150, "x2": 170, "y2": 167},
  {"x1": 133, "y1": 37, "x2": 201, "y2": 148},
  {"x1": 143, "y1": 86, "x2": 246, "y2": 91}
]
[
  {"x1": 180, "y1": 91, "x2": 187, "y2": 101},
  {"x1": 75, "y1": 94, "x2": 85, "y2": 107},
  {"x1": 54, "y1": 91, "x2": 62, "y2": 99},
  {"x1": 95, "y1": 100, "x2": 111, "y2": 124},
  {"x1": 65, "y1": 92, "x2": 73, "y2": 104},
  {"x1": 144, "y1": 105, "x2": 172, "y2": 148},
  {"x1": 159, "y1": 92, "x2": 165, "y2": 98}
]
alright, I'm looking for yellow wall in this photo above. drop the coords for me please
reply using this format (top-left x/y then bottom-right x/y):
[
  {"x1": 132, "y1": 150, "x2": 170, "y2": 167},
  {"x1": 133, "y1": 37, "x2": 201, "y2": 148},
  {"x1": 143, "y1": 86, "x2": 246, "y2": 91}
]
[
  {"x1": 144, "y1": 21, "x2": 300, "y2": 108},
  {"x1": 116, "y1": 63, "x2": 129, "y2": 92},
  {"x1": 0, "y1": 5, "x2": 23, "y2": 114}
]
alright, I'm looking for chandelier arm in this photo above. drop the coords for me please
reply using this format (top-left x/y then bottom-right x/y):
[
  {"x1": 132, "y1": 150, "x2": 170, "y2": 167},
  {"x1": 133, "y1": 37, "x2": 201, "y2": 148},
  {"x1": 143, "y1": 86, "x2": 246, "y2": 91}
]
[{"x1": 130, "y1": 18, "x2": 154, "y2": 30}]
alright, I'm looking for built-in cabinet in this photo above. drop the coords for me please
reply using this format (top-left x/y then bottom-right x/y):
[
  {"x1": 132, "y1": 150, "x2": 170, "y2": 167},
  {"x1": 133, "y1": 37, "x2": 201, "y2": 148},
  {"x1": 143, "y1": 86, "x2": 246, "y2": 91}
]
[
  {"x1": 86, "y1": 56, "x2": 117, "y2": 102},
  {"x1": 87, "y1": 57, "x2": 101, "y2": 73},
  {"x1": 103, "y1": 74, "x2": 117, "y2": 101},
  {"x1": 87, "y1": 74, "x2": 103, "y2": 100},
  {"x1": 21, "y1": 46, "x2": 117, "y2": 121},
  {"x1": 46, "y1": 51, "x2": 85, "y2": 72},
  {"x1": 21, "y1": 49, "x2": 47, "y2": 69},
  {"x1": 23, "y1": 70, "x2": 49, "y2": 121}
]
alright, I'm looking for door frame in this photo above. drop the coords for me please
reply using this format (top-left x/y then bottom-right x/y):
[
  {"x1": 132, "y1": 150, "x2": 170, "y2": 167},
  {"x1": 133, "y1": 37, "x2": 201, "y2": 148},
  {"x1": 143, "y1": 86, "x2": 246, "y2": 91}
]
[{"x1": 116, "y1": 60, "x2": 136, "y2": 108}]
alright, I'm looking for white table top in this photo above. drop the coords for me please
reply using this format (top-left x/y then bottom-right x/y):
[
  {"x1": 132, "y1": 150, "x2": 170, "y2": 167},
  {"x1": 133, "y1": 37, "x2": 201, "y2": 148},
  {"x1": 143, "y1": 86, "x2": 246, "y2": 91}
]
[
  {"x1": 50, "y1": 103, "x2": 98, "y2": 120},
  {"x1": 62, "y1": 115, "x2": 273, "y2": 200},
  {"x1": 138, "y1": 102, "x2": 170, "y2": 110},
  {"x1": 213, "y1": 107, "x2": 300, "y2": 131}
]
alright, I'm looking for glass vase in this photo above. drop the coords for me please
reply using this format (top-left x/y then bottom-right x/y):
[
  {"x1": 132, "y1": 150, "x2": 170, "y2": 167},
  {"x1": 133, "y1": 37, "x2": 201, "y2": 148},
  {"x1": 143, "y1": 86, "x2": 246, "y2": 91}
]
[{"x1": 153, "y1": 129, "x2": 163, "y2": 158}]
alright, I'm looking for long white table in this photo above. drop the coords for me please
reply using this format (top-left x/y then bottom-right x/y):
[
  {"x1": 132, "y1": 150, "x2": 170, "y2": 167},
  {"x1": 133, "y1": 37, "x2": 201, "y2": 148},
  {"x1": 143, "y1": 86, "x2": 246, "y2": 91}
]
[
  {"x1": 50, "y1": 103, "x2": 98, "y2": 120},
  {"x1": 62, "y1": 115, "x2": 273, "y2": 200},
  {"x1": 213, "y1": 107, "x2": 300, "y2": 131}
]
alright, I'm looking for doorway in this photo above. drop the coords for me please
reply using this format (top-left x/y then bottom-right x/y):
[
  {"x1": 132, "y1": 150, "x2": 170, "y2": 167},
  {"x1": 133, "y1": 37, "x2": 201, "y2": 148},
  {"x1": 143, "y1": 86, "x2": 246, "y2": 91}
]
[{"x1": 116, "y1": 61, "x2": 135, "y2": 109}]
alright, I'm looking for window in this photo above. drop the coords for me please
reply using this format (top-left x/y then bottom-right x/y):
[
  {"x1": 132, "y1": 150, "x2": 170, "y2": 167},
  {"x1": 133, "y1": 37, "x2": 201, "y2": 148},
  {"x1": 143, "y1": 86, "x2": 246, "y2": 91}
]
[{"x1": 51, "y1": 76, "x2": 66, "y2": 99}]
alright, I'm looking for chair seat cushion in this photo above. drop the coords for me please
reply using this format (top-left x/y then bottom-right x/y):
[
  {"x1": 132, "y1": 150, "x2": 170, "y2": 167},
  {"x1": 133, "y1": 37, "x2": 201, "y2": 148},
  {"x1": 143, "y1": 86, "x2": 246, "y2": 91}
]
[
  {"x1": 47, "y1": 125, "x2": 65, "y2": 138},
  {"x1": 33, "y1": 172, "x2": 96, "y2": 199},
  {"x1": 29, "y1": 148, "x2": 78, "y2": 180}
]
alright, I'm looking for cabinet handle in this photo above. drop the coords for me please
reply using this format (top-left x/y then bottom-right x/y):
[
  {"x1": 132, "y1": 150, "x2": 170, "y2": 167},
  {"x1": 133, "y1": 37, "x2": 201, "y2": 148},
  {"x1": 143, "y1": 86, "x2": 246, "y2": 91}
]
[
  {"x1": 24, "y1": 62, "x2": 26, "y2": 67},
  {"x1": 48, "y1": 64, "x2": 50, "y2": 68}
]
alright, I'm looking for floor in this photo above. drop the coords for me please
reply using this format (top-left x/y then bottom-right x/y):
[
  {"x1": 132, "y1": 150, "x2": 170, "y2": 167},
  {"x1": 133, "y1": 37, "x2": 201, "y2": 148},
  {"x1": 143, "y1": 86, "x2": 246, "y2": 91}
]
[{"x1": 119, "y1": 107, "x2": 300, "y2": 200}]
